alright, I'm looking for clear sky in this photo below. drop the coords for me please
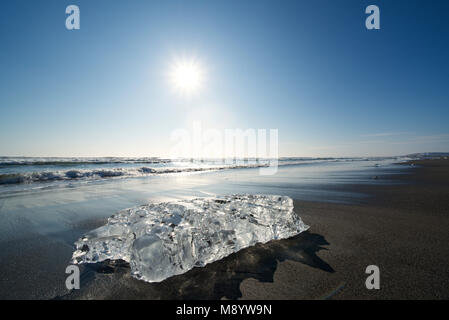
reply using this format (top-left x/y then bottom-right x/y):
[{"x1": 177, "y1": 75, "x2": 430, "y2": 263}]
[{"x1": 1, "y1": 0, "x2": 448, "y2": 157}]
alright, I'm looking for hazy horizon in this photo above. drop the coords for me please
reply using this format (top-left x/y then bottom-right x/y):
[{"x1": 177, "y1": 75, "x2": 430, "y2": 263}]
[{"x1": 1, "y1": 152, "x2": 448, "y2": 159}]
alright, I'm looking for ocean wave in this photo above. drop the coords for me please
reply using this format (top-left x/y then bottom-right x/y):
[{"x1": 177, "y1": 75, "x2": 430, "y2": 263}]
[
  {"x1": 0, "y1": 156, "x2": 408, "y2": 168},
  {"x1": 0, "y1": 156, "x2": 412, "y2": 186},
  {"x1": 0, "y1": 163, "x2": 271, "y2": 185},
  {"x1": 0, "y1": 157, "x2": 171, "y2": 167}
]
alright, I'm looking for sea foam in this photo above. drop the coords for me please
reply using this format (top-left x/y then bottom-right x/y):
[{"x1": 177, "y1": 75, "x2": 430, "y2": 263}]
[{"x1": 72, "y1": 194, "x2": 309, "y2": 282}]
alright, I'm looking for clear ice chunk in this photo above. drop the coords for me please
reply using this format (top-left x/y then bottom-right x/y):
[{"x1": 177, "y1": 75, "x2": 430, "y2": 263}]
[{"x1": 71, "y1": 194, "x2": 309, "y2": 283}]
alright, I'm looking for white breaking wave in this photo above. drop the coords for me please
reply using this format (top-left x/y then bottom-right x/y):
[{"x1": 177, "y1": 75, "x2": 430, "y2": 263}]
[
  {"x1": 72, "y1": 194, "x2": 309, "y2": 283},
  {"x1": 0, "y1": 157, "x2": 170, "y2": 166},
  {"x1": 0, "y1": 163, "x2": 270, "y2": 185}
]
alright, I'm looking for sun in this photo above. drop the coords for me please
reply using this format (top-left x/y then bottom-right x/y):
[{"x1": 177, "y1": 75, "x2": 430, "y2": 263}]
[{"x1": 169, "y1": 58, "x2": 204, "y2": 95}]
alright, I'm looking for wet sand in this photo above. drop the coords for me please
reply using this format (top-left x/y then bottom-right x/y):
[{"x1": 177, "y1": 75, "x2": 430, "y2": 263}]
[
  {"x1": 58, "y1": 159, "x2": 449, "y2": 300},
  {"x1": 243, "y1": 159, "x2": 449, "y2": 299}
]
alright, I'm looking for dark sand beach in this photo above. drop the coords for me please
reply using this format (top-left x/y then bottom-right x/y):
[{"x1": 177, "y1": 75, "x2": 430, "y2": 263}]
[
  {"x1": 242, "y1": 160, "x2": 449, "y2": 299},
  {"x1": 56, "y1": 159, "x2": 449, "y2": 300}
]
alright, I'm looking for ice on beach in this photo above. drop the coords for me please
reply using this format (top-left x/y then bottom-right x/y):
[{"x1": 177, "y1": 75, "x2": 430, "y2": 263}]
[{"x1": 72, "y1": 194, "x2": 309, "y2": 283}]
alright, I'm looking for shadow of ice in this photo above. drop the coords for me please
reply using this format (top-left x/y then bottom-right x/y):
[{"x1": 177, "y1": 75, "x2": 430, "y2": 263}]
[{"x1": 62, "y1": 230, "x2": 333, "y2": 300}]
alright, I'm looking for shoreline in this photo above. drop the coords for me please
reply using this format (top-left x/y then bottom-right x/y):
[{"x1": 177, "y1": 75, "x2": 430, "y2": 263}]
[
  {"x1": 61, "y1": 159, "x2": 449, "y2": 299},
  {"x1": 1, "y1": 159, "x2": 448, "y2": 299}
]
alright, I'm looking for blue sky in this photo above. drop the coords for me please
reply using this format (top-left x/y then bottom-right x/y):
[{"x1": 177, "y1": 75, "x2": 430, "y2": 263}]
[{"x1": 0, "y1": 0, "x2": 448, "y2": 157}]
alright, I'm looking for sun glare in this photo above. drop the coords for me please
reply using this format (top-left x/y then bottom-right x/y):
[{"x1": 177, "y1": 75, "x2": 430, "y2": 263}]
[{"x1": 169, "y1": 58, "x2": 204, "y2": 95}]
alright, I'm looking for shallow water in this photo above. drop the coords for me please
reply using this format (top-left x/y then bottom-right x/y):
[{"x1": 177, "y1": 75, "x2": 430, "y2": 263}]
[{"x1": 0, "y1": 159, "x2": 408, "y2": 242}]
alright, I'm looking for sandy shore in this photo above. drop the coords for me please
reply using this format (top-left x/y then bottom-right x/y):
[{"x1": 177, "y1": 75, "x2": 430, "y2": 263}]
[
  {"x1": 241, "y1": 159, "x2": 449, "y2": 299},
  {"x1": 58, "y1": 159, "x2": 449, "y2": 300}
]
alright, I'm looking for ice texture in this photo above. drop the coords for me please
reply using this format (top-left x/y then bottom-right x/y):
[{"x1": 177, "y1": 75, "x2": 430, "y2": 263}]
[{"x1": 72, "y1": 194, "x2": 309, "y2": 283}]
